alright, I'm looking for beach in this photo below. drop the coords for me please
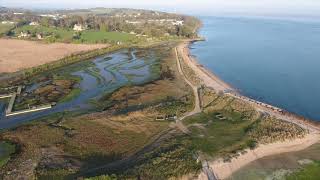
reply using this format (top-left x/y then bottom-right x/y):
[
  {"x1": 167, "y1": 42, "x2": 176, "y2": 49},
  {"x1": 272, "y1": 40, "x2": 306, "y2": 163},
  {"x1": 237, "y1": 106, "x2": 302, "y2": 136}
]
[{"x1": 177, "y1": 41, "x2": 320, "y2": 179}]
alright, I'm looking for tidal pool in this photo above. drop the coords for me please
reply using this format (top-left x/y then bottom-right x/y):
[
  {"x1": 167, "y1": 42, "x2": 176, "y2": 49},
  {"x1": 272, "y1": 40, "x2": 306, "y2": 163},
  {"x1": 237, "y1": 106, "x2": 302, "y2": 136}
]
[
  {"x1": 0, "y1": 48, "x2": 161, "y2": 129},
  {"x1": 229, "y1": 143, "x2": 320, "y2": 180}
]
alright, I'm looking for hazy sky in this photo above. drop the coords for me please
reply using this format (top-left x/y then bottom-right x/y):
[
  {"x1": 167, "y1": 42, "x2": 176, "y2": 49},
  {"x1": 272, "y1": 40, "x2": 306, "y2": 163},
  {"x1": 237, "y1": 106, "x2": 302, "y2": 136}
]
[{"x1": 2, "y1": 0, "x2": 320, "y2": 16}]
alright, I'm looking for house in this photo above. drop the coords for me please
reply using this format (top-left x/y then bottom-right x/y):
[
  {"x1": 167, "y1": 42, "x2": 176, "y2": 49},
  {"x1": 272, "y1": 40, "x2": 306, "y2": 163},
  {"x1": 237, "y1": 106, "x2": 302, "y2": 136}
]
[
  {"x1": 1, "y1": 21, "x2": 15, "y2": 24},
  {"x1": 18, "y1": 32, "x2": 30, "y2": 38},
  {"x1": 73, "y1": 24, "x2": 85, "y2": 31},
  {"x1": 29, "y1": 22, "x2": 39, "y2": 26},
  {"x1": 172, "y1": 20, "x2": 184, "y2": 26},
  {"x1": 129, "y1": 31, "x2": 136, "y2": 35},
  {"x1": 37, "y1": 34, "x2": 43, "y2": 40},
  {"x1": 125, "y1": 20, "x2": 142, "y2": 24}
]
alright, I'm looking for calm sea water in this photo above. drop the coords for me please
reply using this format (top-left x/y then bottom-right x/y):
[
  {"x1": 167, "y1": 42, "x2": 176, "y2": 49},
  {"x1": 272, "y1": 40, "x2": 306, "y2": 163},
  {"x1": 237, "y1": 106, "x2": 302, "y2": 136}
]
[{"x1": 190, "y1": 16, "x2": 320, "y2": 121}]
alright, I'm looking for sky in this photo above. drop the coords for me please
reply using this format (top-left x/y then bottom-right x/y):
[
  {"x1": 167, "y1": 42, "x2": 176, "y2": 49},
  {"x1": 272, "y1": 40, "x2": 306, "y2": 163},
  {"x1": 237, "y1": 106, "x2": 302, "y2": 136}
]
[{"x1": 2, "y1": 0, "x2": 320, "y2": 17}]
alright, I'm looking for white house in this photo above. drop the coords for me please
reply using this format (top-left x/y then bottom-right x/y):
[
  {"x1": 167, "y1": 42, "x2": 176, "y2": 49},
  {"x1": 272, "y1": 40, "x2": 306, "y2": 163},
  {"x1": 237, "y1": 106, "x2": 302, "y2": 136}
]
[
  {"x1": 37, "y1": 34, "x2": 43, "y2": 40},
  {"x1": 1, "y1": 21, "x2": 15, "y2": 24},
  {"x1": 18, "y1": 32, "x2": 30, "y2": 38},
  {"x1": 29, "y1": 22, "x2": 39, "y2": 26},
  {"x1": 172, "y1": 20, "x2": 184, "y2": 26},
  {"x1": 73, "y1": 24, "x2": 86, "y2": 31},
  {"x1": 125, "y1": 20, "x2": 142, "y2": 24}
]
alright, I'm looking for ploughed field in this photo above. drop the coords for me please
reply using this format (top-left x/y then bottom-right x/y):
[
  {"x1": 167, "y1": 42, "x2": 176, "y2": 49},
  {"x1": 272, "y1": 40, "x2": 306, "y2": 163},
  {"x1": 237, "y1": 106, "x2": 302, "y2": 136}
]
[{"x1": 0, "y1": 39, "x2": 107, "y2": 73}]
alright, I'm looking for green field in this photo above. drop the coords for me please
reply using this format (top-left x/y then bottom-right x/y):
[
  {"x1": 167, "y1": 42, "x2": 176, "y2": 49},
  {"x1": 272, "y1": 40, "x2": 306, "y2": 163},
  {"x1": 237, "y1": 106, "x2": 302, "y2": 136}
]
[
  {"x1": 0, "y1": 24, "x2": 14, "y2": 36},
  {"x1": 14, "y1": 25, "x2": 74, "y2": 42},
  {"x1": 0, "y1": 141, "x2": 16, "y2": 167},
  {"x1": 13, "y1": 25, "x2": 137, "y2": 44},
  {"x1": 184, "y1": 111, "x2": 254, "y2": 157},
  {"x1": 78, "y1": 31, "x2": 135, "y2": 43},
  {"x1": 286, "y1": 161, "x2": 320, "y2": 180}
]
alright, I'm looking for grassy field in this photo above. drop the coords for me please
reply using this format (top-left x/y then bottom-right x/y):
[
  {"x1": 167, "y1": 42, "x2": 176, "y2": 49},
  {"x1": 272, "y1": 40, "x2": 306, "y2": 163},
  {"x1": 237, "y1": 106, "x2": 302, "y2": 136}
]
[
  {"x1": 88, "y1": 136, "x2": 202, "y2": 180},
  {"x1": 0, "y1": 111, "x2": 169, "y2": 179},
  {"x1": 0, "y1": 24, "x2": 13, "y2": 36},
  {"x1": 286, "y1": 161, "x2": 320, "y2": 180},
  {"x1": 183, "y1": 88, "x2": 307, "y2": 160},
  {"x1": 184, "y1": 111, "x2": 254, "y2": 158},
  {"x1": 0, "y1": 142, "x2": 15, "y2": 167},
  {"x1": 78, "y1": 31, "x2": 135, "y2": 43},
  {"x1": 13, "y1": 25, "x2": 137, "y2": 44},
  {"x1": 14, "y1": 25, "x2": 74, "y2": 43}
]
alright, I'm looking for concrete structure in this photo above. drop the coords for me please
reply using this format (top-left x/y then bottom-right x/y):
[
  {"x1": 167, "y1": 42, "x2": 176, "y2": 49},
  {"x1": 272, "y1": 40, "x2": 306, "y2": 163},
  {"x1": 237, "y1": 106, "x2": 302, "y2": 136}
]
[
  {"x1": 6, "y1": 104, "x2": 52, "y2": 117},
  {"x1": 5, "y1": 93, "x2": 16, "y2": 114},
  {"x1": 0, "y1": 86, "x2": 52, "y2": 117},
  {"x1": 73, "y1": 24, "x2": 85, "y2": 31},
  {"x1": 0, "y1": 94, "x2": 13, "y2": 99}
]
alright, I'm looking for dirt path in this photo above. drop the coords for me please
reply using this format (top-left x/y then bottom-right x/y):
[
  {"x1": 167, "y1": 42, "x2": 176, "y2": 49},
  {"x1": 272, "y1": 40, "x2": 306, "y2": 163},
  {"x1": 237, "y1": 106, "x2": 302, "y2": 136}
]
[
  {"x1": 179, "y1": 40, "x2": 320, "y2": 180},
  {"x1": 175, "y1": 46, "x2": 218, "y2": 180},
  {"x1": 175, "y1": 47, "x2": 201, "y2": 121}
]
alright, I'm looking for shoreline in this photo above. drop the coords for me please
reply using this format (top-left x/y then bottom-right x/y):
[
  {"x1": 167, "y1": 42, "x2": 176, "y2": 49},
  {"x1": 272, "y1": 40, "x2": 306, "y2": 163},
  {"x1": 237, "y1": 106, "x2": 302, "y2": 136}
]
[{"x1": 177, "y1": 40, "x2": 320, "y2": 179}]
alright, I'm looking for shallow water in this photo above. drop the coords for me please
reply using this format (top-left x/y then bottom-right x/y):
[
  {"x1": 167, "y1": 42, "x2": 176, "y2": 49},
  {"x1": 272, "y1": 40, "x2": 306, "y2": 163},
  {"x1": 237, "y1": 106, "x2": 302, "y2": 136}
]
[
  {"x1": 230, "y1": 143, "x2": 320, "y2": 180},
  {"x1": 191, "y1": 16, "x2": 320, "y2": 121},
  {"x1": 0, "y1": 49, "x2": 158, "y2": 129}
]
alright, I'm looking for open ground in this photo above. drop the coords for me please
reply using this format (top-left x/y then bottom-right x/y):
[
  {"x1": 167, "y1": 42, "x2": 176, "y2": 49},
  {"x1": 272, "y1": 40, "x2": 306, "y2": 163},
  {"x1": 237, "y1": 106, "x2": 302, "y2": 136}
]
[{"x1": 0, "y1": 39, "x2": 107, "y2": 73}]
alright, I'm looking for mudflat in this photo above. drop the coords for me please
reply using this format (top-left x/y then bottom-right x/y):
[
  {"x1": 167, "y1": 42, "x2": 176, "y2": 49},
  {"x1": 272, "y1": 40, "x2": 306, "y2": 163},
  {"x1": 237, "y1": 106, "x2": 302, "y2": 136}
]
[{"x1": 0, "y1": 39, "x2": 107, "y2": 73}]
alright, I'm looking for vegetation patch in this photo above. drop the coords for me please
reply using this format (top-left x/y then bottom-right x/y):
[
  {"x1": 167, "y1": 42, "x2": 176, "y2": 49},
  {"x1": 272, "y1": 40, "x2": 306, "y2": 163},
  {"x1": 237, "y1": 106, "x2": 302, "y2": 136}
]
[
  {"x1": 286, "y1": 161, "x2": 320, "y2": 180},
  {"x1": 0, "y1": 141, "x2": 15, "y2": 167},
  {"x1": 247, "y1": 117, "x2": 307, "y2": 144},
  {"x1": 0, "y1": 24, "x2": 14, "y2": 36},
  {"x1": 77, "y1": 31, "x2": 135, "y2": 44},
  {"x1": 87, "y1": 136, "x2": 201, "y2": 180},
  {"x1": 13, "y1": 25, "x2": 75, "y2": 43},
  {"x1": 184, "y1": 88, "x2": 308, "y2": 161},
  {"x1": 184, "y1": 111, "x2": 254, "y2": 157}
]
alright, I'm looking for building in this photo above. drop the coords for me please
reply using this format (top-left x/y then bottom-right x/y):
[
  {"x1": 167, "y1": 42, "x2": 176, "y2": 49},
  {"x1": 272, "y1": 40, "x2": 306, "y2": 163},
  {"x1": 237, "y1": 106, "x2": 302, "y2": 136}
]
[
  {"x1": 172, "y1": 20, "x2": 184, "y2": 26},
  {"x1": 73, "y1": 24, "x2": 86, "y2": 31},
  {"x1": 1, "y1": 21, "x2": 15, "y2": 24},
  {"x1": 37, "y1": 34, "x2": 43, "y2": 40},
  {"x1": 18, "y1": 32, "x2": 30, "y2": 38},
  {"x1": 29, "y1": 22, "x2": 39, "y2": 26},
  {"x1": 125, "y1": 20, "x2": 142, "y2": 24}
]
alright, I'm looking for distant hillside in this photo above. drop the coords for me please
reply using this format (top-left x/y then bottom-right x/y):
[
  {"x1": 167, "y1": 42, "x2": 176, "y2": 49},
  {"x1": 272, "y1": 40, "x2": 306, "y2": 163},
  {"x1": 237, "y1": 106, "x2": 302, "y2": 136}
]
[{"x1": 0, "y1": 7, "x2": 201, "y2": 41}]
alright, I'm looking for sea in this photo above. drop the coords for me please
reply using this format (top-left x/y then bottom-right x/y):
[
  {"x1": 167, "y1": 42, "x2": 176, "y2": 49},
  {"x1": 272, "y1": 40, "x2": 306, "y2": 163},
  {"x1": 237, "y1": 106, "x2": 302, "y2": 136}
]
[{"x1": 190, "y1": 16, "x2": 320, "y2": 121}]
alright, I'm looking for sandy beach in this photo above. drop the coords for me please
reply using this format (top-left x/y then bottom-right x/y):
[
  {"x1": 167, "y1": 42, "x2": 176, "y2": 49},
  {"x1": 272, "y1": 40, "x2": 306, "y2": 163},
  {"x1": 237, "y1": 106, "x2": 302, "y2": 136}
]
[{"x1": 177, "y1": 41, "x2": 320, "y2": 180}]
